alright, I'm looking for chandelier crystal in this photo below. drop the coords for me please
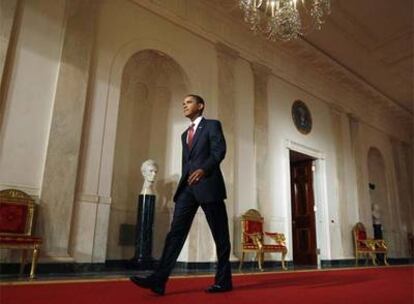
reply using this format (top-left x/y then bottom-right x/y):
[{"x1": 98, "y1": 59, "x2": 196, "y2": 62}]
[{"x1": 239, "y1": 0, "x2": 331, "y2": 41}]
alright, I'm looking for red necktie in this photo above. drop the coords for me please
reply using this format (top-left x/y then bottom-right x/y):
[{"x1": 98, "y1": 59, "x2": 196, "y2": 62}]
[{"x1": 187, "y1": 123, "x2": 195, "y2": 148}]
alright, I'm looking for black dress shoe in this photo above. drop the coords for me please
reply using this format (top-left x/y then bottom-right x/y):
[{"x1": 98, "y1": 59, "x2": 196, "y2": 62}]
[
  {"x1": 205, "y1": 284, "x2": 233, "y2": 293},
  {"x1": 129, "y1": 276, "x2": 165, "y2": 295}
]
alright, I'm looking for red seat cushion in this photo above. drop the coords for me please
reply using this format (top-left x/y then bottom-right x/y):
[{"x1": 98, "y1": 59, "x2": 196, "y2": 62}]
[
  {"x1": 243, "y1": 244, "x2": 285, "y2": 250},
  {"x1": 263, "y1": 244, "x2": 286, "y2": 250},
  {"x1": 357, "y1": 240, "x2": 368, "y2": 248},
  {"x1": 265, "y1": 232, "x2": 280, "y2": 236},
  {"x1": 0, "y1": 235, "x2": 42, "y2": 246},
  {"x1": 357, "y1": 247, "x2": 372, "y2": 251}
]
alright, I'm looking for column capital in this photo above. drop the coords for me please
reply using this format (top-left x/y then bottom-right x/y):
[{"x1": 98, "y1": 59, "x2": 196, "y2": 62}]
[
  {"x1": 250, "y1": 62, "x2": 272, "y2": 78},
  {"x1": 215, "y1": 42, "x2": 239, "y2": 60},
  {"x1": 347, "y1": 112, "x2": 360, "y2": 123},
  {"x1": 328, "y1": 102, "x2": 345, "y2": 114}
]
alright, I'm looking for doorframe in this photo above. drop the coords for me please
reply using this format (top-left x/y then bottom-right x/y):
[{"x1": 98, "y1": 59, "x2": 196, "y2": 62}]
[{"x1": 283, "y1": 140, "x2": 330, "y2": 268}]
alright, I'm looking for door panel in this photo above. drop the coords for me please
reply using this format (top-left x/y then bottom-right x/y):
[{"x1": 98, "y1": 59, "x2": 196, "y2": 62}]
[{"x1": 291, "y1": 159, "x2": 317, "y2": 266}]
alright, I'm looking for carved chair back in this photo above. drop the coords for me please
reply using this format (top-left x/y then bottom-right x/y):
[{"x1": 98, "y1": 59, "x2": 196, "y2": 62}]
[
  {"x1": 241, "y1": 209, "x2": 264, "y2": 247},
  {"x1": 0, "y1": 189, "x2": 35, "y2": 236}
]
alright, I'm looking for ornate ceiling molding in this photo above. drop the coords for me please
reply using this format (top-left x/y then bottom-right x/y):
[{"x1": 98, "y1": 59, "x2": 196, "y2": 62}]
[{"x1": 285, "y1": 38, "x2": 412, "y2": 117}]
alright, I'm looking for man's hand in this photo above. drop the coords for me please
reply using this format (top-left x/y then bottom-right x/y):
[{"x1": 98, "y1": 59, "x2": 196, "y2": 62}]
[{"x1": 188, "y1": 169, "x2": 205, "y2": 185}]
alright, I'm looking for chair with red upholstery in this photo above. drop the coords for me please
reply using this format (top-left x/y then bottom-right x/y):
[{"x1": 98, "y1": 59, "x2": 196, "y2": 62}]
[
  {"x1": 353, "y1": 222, "x2": 388, "y2": 266},
  {"x1": 0, "y1": 189, "x2": 42, "y2": 278},
  {"x1": 239, "y1": 209, "x2": 287, "y2": 271}
]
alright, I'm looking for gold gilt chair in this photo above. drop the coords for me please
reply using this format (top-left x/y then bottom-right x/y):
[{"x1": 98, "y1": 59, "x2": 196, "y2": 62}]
[
  {"x1": 0, "y1": 189, "x2": 42, "y2": 279},
  {"x1": 239, "y1": 209, "x2": 287, "y2": 271},
  {"x1": 353, "y1": 222, "x2": 388, "y2": 266}
]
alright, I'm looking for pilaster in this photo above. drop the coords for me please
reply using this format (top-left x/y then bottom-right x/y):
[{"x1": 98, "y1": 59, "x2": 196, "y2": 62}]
[
  {"x1": 40, "y1": 0, "x2": 97, "y2": 259},
  {"x1": 251, "y1": 62, "x2": 271, "y2": 211},
  {"x1": 216, "y1": 42, "x2": 239, "y2": 260}
]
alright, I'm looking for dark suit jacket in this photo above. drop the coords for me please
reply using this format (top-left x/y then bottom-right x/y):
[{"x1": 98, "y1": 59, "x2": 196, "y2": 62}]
[{"x1": 173, "y1": 118, "x2": 227, "y2": 203}]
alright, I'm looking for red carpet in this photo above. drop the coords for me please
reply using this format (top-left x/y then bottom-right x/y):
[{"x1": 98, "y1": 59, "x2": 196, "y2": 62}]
[{"x1": 1, "y1": 266, "x2": 413, "y2": 304}]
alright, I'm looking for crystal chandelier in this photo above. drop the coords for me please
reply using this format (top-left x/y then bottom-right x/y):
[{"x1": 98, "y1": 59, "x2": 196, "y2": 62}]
[{"x1": 239, "y1": 0, "x2": 331, "y2": 41}]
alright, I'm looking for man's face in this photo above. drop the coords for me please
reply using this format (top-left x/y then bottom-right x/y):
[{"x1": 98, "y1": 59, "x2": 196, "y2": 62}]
[{"x1": 183, "y1": 96, "x2": 203, "y2": 120}]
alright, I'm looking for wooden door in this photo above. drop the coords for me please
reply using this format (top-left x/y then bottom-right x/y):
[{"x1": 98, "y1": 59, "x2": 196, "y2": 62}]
[{"x1": 290, "y1": 160, "x2": 317, "y2": 266}]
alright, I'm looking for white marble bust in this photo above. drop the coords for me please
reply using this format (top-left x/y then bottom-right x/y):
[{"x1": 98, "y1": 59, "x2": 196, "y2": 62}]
[
  {"x1": 140, "y1": 159, "x2": 158, "y2": 195},
  {"x1": 372, "y1": 203, "x2": 381, "y2": 225}
]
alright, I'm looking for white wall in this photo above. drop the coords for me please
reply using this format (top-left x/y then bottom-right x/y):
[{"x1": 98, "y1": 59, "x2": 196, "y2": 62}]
[{"x1": 267, "y1": 76, "x2": 343, "y2": 261}]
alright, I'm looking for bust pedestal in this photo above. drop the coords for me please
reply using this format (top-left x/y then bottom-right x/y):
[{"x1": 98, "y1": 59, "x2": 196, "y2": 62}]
[
  {"x1": 373, "y1": 223, "x2": 385, "y2": 264},
  {"x1": 131, "y1": 194, "x2": 155, "y2": 269},
  {"x1": 373, "y1": 224, "x2": 383, "y2": 239}
]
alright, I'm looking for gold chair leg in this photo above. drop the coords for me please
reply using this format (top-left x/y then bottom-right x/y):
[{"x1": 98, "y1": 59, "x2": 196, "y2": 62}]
[
  {"x1": 257, "y1": 252, "x2": 264, "y2": 271},
  {"x1": 239, "y1": 252, "x2": 245, "y2": 271},
  {"x1": 281, "y1": 250, "x2": 287, "y2": 270},
  {"x1": 383, "y1": 253, "x2": 389, "y2": 266},
  {"x1": 20, "y1": 250, "x2": 27, "y2": 275},
  {"x1": 30, "y1": 247, "x2": 39, "y2": 279},
  {"x1": 370, "y1": 253, "x2": 377, "y2": 266},
  {"x1": 355, "y1": 252, "x2": 359, "y2": 266},
  {"x1": 261, "y1": 252, "x2": 265, "y2": 269}
]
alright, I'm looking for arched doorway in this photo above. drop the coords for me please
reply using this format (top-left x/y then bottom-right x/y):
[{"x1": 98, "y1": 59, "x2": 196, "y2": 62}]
[
  {"x1": 367, "y1": 147, "x2": 390, "y2": 243},
  {"x1": 106, "y1": 50, "x2": 189, "y2": 260}
]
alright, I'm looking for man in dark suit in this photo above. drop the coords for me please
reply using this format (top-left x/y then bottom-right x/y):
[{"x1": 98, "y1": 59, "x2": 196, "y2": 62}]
[{"x1": 130, "y1": 94, "x2": 232, "y2": 295}]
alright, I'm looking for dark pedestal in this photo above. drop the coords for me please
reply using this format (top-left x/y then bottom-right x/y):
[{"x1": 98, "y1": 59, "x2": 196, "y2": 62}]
[
  {"x1": 373, "y1": 224, "x2": 383, "y2": 239},
  {"x1": 373, "y1": 224, "x2": 385, "y2": 263},
  {"x1": 131, "y1": 194, "x2": 156, "y2": 269}
]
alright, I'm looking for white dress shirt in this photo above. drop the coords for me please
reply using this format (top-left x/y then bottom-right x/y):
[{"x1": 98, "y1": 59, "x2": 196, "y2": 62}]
[{"x1": 186, "y1": 116, "x2": 203, "y2": 144}]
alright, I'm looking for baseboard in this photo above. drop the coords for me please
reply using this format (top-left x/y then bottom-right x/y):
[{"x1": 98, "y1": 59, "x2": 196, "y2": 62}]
[
  {"x1": 321, "y1": 257, "x2": 414, "y2": 268},
  {"x1": 175, "y1": 260, "x2": 292, "y2": 271},
  {"x1": 320, "y1": 259, "x2": 356, "y2": 268},
  {"x1": 0, "y1": 260, "x2": 290, "y2": 278},
  {"x1": 0, "y1": 258, "x2": 412, "y2": 278},
  {"x1": 0, "y1": 262, "x2": 108, "y2": 277},
  {"x1": 387, "y1": 258, "x2": 414, "y2": 264}
]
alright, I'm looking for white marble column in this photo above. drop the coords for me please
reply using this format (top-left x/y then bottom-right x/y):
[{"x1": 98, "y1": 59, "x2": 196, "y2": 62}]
[
  {"x1": 401, "y1": 143, "x2": 414, "y2": 234},
  {"x1": 329, "y1": 104, "x2": 355, "y2": 257},
  {"x1": 348, "y1": 114, "x2": 372, "y2": 232},
  {"x1": 251, "y1": 63, "x2": 271, "y2": 211},
  {"x1": 0, "y1": 0, "x2": 21, "y2": 127},
  {"x1": 39, "y1": 0, "x2": 97, "y2": 260},
  {"x1": 216, "y1": 42, "x2": 239, "y2": 260},
  {"x1": 390, "y1": 138, "x2": 412, "y2": 256},
  {"x1": 0, "y1": 0, "x2": 19, "y2": 261}
]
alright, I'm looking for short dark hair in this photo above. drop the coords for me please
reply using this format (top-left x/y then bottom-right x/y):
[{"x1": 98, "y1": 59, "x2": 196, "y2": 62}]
[
  {"x1": 186, "y1": 94, "x2": 205, "y2": 114},
  {"x1": 186, "y1": 94, "x2": 205, "y2": 105}
]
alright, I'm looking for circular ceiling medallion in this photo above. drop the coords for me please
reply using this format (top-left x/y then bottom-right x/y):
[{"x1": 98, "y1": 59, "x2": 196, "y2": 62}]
[{"x1": 292, "y1": 100, "x2": 312, "y2": 134}]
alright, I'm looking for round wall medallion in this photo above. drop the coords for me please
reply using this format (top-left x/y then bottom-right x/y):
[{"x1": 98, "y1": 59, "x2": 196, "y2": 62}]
[{"x1": 292, "y1": 100, "x2": 312, "y2": 134}]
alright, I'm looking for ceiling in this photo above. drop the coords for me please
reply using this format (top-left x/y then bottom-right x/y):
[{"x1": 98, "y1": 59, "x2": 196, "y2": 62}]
[
  {"x1": 304, "y1": 0, "x2": 413, "y2": 114},
  {"x1": 220, "y1": 0, "x2": 413, "y2": 114}
]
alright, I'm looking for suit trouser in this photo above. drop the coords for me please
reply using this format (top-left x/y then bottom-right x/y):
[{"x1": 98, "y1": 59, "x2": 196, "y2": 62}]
[{"x1": 152, "y1": 185, "x2": 232, "y2": 286}]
